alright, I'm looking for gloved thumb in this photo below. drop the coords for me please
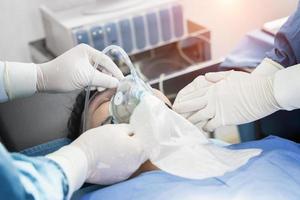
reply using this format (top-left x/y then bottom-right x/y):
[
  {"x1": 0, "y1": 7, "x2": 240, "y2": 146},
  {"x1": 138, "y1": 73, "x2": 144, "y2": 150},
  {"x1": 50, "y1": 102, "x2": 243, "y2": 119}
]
[
  {"x1": 205, "y1": 71, "x2": 231, "y2": 83},
  {"x1": 92, "y1": 70, "x2": 120, "y2": 89}
]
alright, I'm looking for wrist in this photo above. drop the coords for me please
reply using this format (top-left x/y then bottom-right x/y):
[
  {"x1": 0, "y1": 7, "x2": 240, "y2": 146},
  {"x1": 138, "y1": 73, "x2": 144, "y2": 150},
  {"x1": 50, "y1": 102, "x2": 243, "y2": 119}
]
[
  {"x1": 46, "y1": 145, "x2": 89, "y2": 197},
  {"x1": 252, "y1": 58, "x2": 284, "y2": 76},
  {"x1": 266, "y1": 75, "x2": 282, "y2": 110},
  {"x1": 273, "y1": 64, "x2": 300, "y2": 111},
  {"x1": 4, "y1": 62, "x2": 37, "y2": 100}
]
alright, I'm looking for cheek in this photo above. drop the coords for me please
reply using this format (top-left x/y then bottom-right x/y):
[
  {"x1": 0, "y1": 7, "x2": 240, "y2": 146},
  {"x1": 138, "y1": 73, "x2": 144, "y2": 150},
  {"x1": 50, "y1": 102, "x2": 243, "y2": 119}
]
[{"x1": 90, "y1": 102, "x2": 110, "y2": 128}]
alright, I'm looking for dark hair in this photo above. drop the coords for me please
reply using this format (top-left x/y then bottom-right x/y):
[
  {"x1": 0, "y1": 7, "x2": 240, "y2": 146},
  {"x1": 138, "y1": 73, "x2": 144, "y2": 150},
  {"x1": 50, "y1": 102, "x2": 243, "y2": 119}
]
[{"x1": 67, "y1": 90, "x2": 97, "y2": 140}]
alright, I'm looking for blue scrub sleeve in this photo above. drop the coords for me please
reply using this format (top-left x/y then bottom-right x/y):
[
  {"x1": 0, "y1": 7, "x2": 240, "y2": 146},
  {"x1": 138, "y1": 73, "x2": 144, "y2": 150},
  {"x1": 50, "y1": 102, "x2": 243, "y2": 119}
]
[
  {"x1": 0, "y1": 143, "x2": 69, "y2": 200},
  {"x1": 266, "y1": 3, "x2": 300, "y2": 67}
]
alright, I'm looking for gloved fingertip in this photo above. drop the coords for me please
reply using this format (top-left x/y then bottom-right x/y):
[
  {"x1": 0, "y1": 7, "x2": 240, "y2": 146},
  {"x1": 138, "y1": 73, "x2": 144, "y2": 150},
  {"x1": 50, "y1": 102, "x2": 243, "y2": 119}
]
[
  {"x1": 200, "y1": 128, "x2": 210, "y2": 137},
  {"x1": 106, "y1": 77, "x2": 120, "y2": 88},
  {"x1": 195, "y1": 121, "x2": 207, "y2": 129},
  {"x1": 173, "y1": 103, "x2": 199, "y2": 114},
  {"x1": 177, "y1": 89, "x2": 209, "y2": 104},
  {"x1": 181, "y1": 111, "x2": 196, "y2": 119},
  {"x1": 91, "y1": 70, "x2": 120, "y2": 89},
  {"x1": 202, "y1": 126, "x2": 214, "y2": 133},
  {"x1": 89, "y1": 49, "x2": 124, "y2": 80},
  {"x1": 172, "y1": 99, "x2": 182, "y2": 108},
  {"x1": 203, "y1": 119, "x2": 218, "y2": 133},
  {"x1": 205, "y1": 71, "x2": 230, "y2": 83},
  {"x1": 117, "y1": 72, "x2": 125, "y2": 80},
  {"x1": 108, "y1": 67, "x2": 124, "y2": 80},
  {"x1": 188, "y1": 108, "x2": 212, "y2": 124},
  {"x1": 172, "y1": 104, "x2": 185, "y2": 113},
  {"x1": 96, "y1": 87, "x2": 105, "y2": 92},
  {"x1": 112, "y1": 76, "x2": 120, "y2": 84}
]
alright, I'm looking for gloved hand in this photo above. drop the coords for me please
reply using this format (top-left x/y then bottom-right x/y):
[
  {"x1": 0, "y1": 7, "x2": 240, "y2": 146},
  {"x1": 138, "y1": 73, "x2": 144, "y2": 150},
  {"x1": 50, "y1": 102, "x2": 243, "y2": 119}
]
[
  {"x1": 173, "y1": 75, "x2": 214, "y2": 131},
  {"x1": 174, "y1": 71, "x2": 281, "y2": 132},
  {"x1": 37, "y1": 44, "x2": 124, "y2": 92},
  {"x1": 47, "y1": 124, "x2": 146, "y2": 197},
  {"x1": 3, "y1": 44, "x2": 124, "y2": 100},
  {"x1": 173, "y1": 58, "x2": 287, "y2": 132}
]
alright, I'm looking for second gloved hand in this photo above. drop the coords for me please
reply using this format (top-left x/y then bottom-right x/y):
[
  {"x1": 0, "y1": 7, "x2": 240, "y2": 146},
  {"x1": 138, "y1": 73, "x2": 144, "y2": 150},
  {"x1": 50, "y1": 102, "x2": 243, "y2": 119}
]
[
  {"x1": 47, "y1": 124, "x2": 146, "y2": 196},
  {"x1": 37, "y1": 44, "x2": 124, "y2": 92},
  {"x1": 173, "y1": 70, "x2": 281, "y2": 132}
]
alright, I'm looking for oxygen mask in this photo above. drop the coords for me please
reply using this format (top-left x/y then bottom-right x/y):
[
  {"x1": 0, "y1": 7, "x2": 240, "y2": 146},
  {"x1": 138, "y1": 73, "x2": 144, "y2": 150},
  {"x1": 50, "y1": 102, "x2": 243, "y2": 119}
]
[{"x1": 82, "y1": 45, "x2": 152, "y2": 131}]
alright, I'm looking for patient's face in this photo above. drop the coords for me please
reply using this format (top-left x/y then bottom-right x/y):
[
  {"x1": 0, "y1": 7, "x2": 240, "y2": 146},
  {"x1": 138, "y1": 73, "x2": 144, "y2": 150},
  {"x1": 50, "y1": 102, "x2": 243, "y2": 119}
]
[{"x1": 86, "y1": 88, "x2": 172, "y2": 130}]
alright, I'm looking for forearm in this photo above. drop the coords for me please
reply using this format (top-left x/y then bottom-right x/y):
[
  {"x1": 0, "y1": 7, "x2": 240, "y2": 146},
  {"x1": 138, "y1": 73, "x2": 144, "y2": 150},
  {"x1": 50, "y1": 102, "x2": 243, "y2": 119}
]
[
  {"x1": 273, "y1": 64, "x2": 300, "y2": 110},
  {"x1": 266, "y1": 3, "x2": 300, "y2": 67},
  {"x1": 0, "y1": 144, "x2": 69, "y2": 200},
  {"x1": 0, "y1": 61, "x2": 37, "y2": 102},
  {"x1": 252, "y1": 59, "x2": 300, "y2": 111}
]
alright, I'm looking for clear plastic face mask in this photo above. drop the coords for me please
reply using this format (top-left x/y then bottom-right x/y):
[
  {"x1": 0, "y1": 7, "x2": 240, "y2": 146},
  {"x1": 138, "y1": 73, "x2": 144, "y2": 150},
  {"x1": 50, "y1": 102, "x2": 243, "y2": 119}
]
[
  {"x1": 109, "y1": 74, "x2": 152, "y2": 124},
  {"x1": 82, "y1": 45, "x2": 152, "y2": 132}
]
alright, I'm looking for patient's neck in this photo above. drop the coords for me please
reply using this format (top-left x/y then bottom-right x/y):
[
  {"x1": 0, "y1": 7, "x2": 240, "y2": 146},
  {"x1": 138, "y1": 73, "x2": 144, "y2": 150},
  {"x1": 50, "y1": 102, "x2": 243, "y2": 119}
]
[{"x1": 130, "y1": 160, "x2": 159, "y2": 178}]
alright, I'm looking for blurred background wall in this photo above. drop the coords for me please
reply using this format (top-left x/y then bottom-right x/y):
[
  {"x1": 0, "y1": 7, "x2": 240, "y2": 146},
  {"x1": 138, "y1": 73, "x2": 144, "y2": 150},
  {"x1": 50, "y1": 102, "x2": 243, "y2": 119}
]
[
  {"x1": 182, "y1": 0, "x2": 298, "y2": 59},
  {"x1": 0, "y1": 0, "x2": 298, "y2": 62}
]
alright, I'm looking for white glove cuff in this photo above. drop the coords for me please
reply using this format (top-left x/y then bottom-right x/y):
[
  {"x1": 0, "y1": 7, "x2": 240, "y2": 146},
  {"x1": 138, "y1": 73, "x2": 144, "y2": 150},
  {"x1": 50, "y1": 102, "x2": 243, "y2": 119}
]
[
  {"x1": 273, "y1": 64, "x2": 300, "y2": 111},
  {"x1": 4, "y1": 62, "x2": 37, "y2": 100},
  {"x1": 47, "y1": 146, "x2": 89, "y2": 199},
  {"x1": 252, "y1": 58, "x2": 284, "y2": 76}
]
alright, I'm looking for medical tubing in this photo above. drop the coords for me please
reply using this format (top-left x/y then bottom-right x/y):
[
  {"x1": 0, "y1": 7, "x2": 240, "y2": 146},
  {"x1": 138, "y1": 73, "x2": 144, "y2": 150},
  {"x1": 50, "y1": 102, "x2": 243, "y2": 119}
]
[
  {"x1": 82, "y1": 62, "x2": 98, "y2": 133},
  {"x1": 158, "y1": 73, "x2": 165, "y2": 94},
  {"x1": 177, "y1": 35, "x2": 211, "y2": 65},
  {"x1": 102, "y1": 45, "x2": 138, "y2": 79},
  {"x1": 83, "y1": 45, "x2": 132, "y2": 132},
  {"x1": 103, "y1": 45, "x2": 152, "y2": 92}
]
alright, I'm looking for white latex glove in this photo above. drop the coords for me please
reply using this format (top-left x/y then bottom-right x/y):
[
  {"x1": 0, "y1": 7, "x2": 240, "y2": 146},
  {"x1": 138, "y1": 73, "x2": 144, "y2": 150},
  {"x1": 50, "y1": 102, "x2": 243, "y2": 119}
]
[
  {"x1": 173, "y1": 75, "x2": 214, "y2": 131},
  {"x1": 47, "y1": 124, "x2": 146, "y2": 197},
  {"x1": 252, "y1": 58, "x2": 284, "y2": 76},
  {"x1": 174, "y1": 70, "x2": 281, "y2": 132},
  {"x1": 173, "y1": 58, "x2": 288, "y2": 132},
  {"x1": 37, "y1": 44, "x2": 124, "y2": 92},
  {"x1": 3, "y1": 44, "x2": 124, "y2": 100}
]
